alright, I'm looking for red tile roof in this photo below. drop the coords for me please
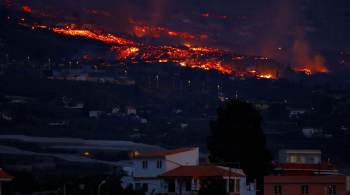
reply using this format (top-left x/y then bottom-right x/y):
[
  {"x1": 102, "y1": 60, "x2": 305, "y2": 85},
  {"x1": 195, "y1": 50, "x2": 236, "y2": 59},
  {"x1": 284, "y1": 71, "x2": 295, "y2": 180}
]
[
  {"x1": 276, "y1": 163, "x2": 337, "y2": 171},
  {"x1": 274, "y1": 163, "x2": 338, "y2": 176},
  {"x1": 0, "y1": 169, "x2": 14, "y2": 181},
  {"x1": 160, "y1": 165, "x2": 245, "y2": 178},
  {"x1": 132, "y1": 147, "x2": 196, "y2": 159},
  {"x1": 264, "y1": 175, "x2": 346, "y2": 184}
]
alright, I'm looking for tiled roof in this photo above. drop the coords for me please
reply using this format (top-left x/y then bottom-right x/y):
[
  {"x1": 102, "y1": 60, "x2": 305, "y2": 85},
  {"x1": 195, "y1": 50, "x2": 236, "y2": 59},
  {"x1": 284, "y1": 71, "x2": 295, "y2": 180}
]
[
  {"x1": 0, "y1": 169, "x2": 14, "y2": 181},
  {"x1": 276, "y1": 163, "x2": 337, "y2": 171},
  {"x1": 264, "y1": 175, "x2": 347, "y2": 184},
  {"x1": 160, "y1": 165, "x2": 245, "y2": 178},
  {"x1": 132, "y1": 147, "x2": 196, "y2": 159}
]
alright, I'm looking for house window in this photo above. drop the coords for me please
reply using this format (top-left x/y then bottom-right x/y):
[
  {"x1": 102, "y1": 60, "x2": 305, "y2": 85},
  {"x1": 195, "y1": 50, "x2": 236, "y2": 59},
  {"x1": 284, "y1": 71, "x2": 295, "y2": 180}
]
[
  {"x1": 185, "y1": 181, "x2": 192, "y2": 191},
  {"x1": 142, "y1": 160, "x2": 148, "y2": 169},
  {"x1": 289, "y1": 155, "x2": 298, "y2": 163},
  {"x1": 168, "y1": 181, "x2": 176, "y2": 192},
  {"x1": 142, "y1": 183, "x2": 148, "y2": 192},
  {"x1": 274, "y1": 185, "x2": 282, "y2": 195},
  {"x1": 157, "y1": 160, "x2": 162, "y2": 168},
  {"x1": 328, "y1": 185, "x2": 336, "y2": 194},
  {"x1": 229, "y1": 179, "x2": 235, "y2": 192},
  {"x1": 301, "y1": 185, "x2": 309, "y2": 194}
]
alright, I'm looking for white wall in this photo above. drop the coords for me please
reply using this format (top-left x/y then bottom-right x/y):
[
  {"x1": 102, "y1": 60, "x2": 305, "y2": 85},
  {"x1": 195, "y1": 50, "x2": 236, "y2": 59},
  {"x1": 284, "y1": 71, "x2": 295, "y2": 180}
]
[
  {"x1": 132, "y1": 179, "x2": 166, "y2": 195},
  {"x1": 133, "y1": 158, "x2": 166, "y2": 178}
]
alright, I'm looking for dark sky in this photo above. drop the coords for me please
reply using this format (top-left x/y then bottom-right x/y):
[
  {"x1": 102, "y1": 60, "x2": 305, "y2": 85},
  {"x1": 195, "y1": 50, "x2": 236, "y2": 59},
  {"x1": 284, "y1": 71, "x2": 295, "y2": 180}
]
[{"x1": 4, "y1": 0, "x2": 350, "y2": 56}]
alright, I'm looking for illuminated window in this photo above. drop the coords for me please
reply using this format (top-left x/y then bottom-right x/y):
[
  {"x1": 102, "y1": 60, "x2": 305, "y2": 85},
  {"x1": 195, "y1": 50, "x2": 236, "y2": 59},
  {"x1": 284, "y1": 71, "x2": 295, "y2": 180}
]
[
  {"x1": 289, "y1": 155, "x2": 298, "y2": 163},
  {"x1": 142, "y1": 160, "x2": 148, "y2": 169},
  {"x1": 274, "y1": 185, "x2": 282, "y2": 195},
  {"x1": 301, "y1": 185, "x2": 309, "y2": 194}
]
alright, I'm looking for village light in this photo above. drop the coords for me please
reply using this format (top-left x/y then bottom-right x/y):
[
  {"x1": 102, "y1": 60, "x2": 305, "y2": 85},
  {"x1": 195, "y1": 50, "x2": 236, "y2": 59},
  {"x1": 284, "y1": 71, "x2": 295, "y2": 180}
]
[
  {"x1": 129, "y1": 151, "x2": 140, "y2": 158},
  {"x1": 83, "y1": 151, "x2": 91, "y2": 157}
]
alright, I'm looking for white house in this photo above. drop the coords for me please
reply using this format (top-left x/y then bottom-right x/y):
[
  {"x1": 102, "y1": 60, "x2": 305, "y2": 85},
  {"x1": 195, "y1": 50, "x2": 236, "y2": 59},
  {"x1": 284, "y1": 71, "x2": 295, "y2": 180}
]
[
  {"x1": 122, "y1": 147, "x2": 256, "y2": 195},
  {"x1": 0, "y1": 168, "x2": 13, "y2": 195},
  {"x1": 88, "y1": 110, "x2": 104, "y2": 118},
  {"x1": 289, "y1": 109, "x2": 306, "y2": 118},
  {"x1": 302, "y1": 127, "x2": 322, "y2": 138}
]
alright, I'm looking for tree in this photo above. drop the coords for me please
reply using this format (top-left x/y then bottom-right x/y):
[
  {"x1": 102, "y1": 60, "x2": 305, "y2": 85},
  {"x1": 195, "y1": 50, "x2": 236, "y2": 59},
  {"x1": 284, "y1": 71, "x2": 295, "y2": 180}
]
[{"x1": 207, "y1": 99, "x2": 272, "y2": 193}]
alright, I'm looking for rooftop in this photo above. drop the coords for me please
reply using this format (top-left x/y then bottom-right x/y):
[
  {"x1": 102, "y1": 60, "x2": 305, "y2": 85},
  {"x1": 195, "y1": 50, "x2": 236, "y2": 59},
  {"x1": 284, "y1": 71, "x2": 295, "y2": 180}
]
[
  {"x1": 160, "y1": 165, "x2": 245, "y2": 178},
  {"x1": 132, "y1": 147, "x2": 196, "y2": 159},
  {"x1": 265, "y1": 175, "x2": 347, "y2": 184},
  {"x1": 280, "y1": 149, "x2": 322, "y2": 154},
  {"x1": 274, "y1": 163, "x2": 339, "y2": 176},
  {"x1": 276, "y1": 163, "x2": 337, "y2": 171}
]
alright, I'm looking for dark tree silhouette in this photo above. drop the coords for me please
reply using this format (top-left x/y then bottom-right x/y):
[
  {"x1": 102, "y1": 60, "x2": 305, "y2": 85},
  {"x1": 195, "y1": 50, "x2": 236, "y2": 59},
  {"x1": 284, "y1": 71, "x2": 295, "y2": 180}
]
[{"x1": 207, "y1": 99, "x2": 272, "y2": 193}]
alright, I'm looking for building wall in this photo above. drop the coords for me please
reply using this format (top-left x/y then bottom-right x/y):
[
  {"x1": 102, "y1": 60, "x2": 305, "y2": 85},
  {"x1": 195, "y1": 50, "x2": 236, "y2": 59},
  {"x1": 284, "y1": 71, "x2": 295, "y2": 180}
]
[
  {"x1": 278, "y1": 150, "x2": 321, "y2": 164},
  {"x1": 133, "y1": 158, "x2": 166, "y2": 178},
  {"x1": 133, "y1": 148, "x2": 199, "y2": 178},
  {"x1": 133, "y1": 179, "x2": 165, "y2": 195},
  {"x1": 264, "y1": 176, "x2": 347, "y2": 195}
]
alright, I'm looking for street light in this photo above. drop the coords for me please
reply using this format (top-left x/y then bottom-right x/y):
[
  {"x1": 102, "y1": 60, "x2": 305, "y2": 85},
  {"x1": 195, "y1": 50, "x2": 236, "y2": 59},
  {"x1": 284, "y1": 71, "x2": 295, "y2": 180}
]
[{"x1": 98, "y1": 180, "x2": 106, "y2": 195}]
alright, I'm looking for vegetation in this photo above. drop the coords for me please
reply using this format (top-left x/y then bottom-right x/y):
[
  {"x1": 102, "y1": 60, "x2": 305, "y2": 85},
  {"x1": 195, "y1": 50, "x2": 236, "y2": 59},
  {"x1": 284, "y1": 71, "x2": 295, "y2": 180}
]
[{"x1": 207, "y1": 99, "x2": 272, "y2": 193}]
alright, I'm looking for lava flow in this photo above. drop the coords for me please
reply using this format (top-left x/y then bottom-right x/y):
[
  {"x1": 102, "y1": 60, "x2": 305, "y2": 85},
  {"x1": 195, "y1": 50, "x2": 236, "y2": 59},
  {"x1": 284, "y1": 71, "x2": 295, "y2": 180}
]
[
  {"x1": 129, "y1": 19, "x2": 208, "y2": 41},
  {"x1": 31, "y1": 24, "x2": 281, "y2": 78},
  {"x1": 52, "y1": 27, "x2": 136, "y2": 46}
]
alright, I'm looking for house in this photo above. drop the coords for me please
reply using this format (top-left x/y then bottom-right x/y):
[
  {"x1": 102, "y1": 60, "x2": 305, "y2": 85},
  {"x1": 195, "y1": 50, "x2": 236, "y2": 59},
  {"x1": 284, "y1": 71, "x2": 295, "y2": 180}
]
[
  {"x1": 127, "y1": 106, "x2": 137, "y2": 115},
  {"x1": 122, "y1": 147, "x2": 255, "y2": 195},
  {"x1": 112, "y1": 106, "x2": 120, "y2": 114},
  {"x1": 160, "y1": 165, "x2": 255, "y2": 195},
  {"x1": 89, "y1": 110, "x2": 104, "y2": 118},
  {"x1": 289, "y1": 109, "x2": 306, "y2": 118},
  {"x1": 265, "y1": 149, "x2": 347, "y2": 195},
  {"x1": 347, "y1": 176, "x2": 350, "y2": 194},
  {"x1": 301, "y1": 128, "x2": 323, "y2": 138},
  {"x1": 0, "y1": 168, "x2": 13, "y2": 195},
  {"x1": 278, "y1": 149, "x2": 322, "y2": 164},
  {"x1": 265, "y1": 175, "x2": 347, "y2": 195}
]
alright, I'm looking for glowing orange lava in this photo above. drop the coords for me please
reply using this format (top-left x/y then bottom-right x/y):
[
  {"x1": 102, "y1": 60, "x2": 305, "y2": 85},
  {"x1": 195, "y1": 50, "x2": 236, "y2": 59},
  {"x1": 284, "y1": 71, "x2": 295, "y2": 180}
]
[
  {"x1": 129, "y1": 20, "x2": 207, "y2": 41},
  {"x1": 29, "y1": 24, "x2": 278, "y2": 78},
  {"x1": 52, "y1": 27, "x2": 136, "y2": 45}
]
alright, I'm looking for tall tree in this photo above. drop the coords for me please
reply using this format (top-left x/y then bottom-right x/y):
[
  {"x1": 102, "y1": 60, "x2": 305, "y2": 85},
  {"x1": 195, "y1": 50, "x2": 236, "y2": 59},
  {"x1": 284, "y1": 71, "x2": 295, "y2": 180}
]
[{"x1": 207, "y1": 99, "x2": 272, "y2": 192}]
